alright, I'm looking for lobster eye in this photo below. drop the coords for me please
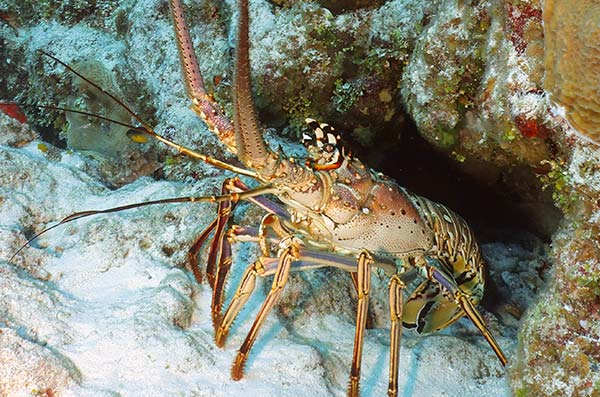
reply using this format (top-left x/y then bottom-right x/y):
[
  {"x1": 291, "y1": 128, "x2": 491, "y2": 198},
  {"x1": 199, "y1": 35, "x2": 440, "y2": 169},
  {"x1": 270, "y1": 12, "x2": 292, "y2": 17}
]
[{"x1": 301, "y1": 133, "x2": 314, "y2": 148}]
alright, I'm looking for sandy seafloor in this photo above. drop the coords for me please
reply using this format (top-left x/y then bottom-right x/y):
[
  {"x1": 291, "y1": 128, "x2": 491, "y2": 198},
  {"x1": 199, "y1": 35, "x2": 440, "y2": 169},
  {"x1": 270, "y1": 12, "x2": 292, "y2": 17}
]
[{"x1": 0, "y1": 116, "x2": 542, "y2": 396}]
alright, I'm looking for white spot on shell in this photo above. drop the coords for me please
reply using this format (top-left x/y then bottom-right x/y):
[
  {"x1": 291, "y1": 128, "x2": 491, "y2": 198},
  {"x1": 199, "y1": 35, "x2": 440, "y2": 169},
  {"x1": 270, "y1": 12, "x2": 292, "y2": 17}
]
[{"x1": 362, "y1": 207, "x2": 370, "y2": 214}]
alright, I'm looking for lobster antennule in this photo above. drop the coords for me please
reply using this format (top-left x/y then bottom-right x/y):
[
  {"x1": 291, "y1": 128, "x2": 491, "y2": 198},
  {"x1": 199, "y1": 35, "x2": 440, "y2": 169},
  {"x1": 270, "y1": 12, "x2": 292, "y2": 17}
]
[{"x1": 233, "y1": 0, "x2": 272, "y2": 169}]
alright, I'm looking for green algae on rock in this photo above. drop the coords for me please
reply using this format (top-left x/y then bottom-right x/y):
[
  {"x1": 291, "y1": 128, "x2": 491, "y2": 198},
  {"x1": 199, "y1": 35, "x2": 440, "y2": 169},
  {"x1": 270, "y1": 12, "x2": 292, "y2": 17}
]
[
  {"x1": 401, "y1": 0, "x2": 551, "y2": 168},
  {"x1": 509, "y1": 135, "x2": 600, "y2": 397}
]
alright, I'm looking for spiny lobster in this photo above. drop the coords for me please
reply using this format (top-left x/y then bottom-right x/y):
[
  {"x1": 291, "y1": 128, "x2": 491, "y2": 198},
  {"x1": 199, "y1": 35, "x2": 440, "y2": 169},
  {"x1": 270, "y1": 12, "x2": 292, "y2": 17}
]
[{"x1": 10, "y1": 0, "x2": 507, "y2": 396}]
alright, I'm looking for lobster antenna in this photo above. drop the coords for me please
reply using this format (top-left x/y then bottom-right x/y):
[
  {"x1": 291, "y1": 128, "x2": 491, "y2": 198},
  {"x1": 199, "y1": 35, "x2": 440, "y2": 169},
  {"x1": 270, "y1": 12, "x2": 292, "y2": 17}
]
[
  {"x1": 37, "y1": 50, "x2": 259, "y2": 179},
  {"x1": 11, "y1": 103, "x2": 147, "y2": 133},
  {"x1": 9, "y1": 184, "x2": 276, "y2": 263}
]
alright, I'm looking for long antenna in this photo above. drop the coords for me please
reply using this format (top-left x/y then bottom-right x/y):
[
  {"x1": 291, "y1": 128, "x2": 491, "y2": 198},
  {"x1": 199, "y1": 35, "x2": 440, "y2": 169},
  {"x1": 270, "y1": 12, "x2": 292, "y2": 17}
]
[
  {"x1": 13, "y1": 103, "x2": 146, "y2": 133},
  {"x1": 38, "y1": 51, "x2": 259, "y2": 179},
  {"x1": 9, "y1": 184, "x2": 276, "y2": 263}
]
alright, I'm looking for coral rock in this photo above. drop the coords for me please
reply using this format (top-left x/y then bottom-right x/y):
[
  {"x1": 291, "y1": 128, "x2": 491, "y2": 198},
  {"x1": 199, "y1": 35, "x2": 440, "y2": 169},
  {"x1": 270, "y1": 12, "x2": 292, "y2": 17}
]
[
  {"x1": 544, "y1": 0, "x2": 600, "y2": 143},
  {"x1": 0, "y1": 328, "x2": 80, "y2": 396}
]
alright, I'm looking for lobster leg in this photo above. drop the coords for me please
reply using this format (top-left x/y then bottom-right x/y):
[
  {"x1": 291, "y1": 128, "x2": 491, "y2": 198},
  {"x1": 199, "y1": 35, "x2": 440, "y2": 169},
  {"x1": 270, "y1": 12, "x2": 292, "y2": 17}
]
[
  {"x1": 348, "y1": 251, "x2": 373, "y2": 397},
  {"x1": 350, "y1": 272, "x2": 359, "y2": 293},
  {"x1": 216, "y1": 257, "x2": 266, "y2": 348},
  {"x1": 257, "y1": 213, "x2": 289, "y2": 256},
  {"x1": 215, "y1": 213, "x2": 288, "y2": 347},
  {"x1": 197, "y1": 222, "x2": 259, "y2": 335},
  {"x1": 187, "y1": 176, "x2": 289, "y2": 330},
  {"x1": 210, "y1": 224, "x2": 234, "y2": 329},
  {"x1": 426, "y1": 266, "x2": 508, "y2": 366},
  {"x1": 231, "y1": 238, "x2": 299, "y2": 380},
  {"x1": 387, "y1": 275, "x2": 405, "y2": 397},
  {"x1": 206, "y1": 180, "x2": 237, "y2": 290},
  {"x1": 230, "y1": 178, "x2": 291, "y2": 219},
  {"x1": 216, "y1": 244, "x2": 363, "y2": 349},
  {"x1": 205, "y1": 178, "x2": 289, "y2": 288},
  {"x1": 211, "y1": 180, "x2": 290, "y2": 329},
  {"x1": 186, "y1": 178, "x2": 240, "y2": 294},
  {"x1": 187, "y1": 218, "x2": 217, "y2": 284}
]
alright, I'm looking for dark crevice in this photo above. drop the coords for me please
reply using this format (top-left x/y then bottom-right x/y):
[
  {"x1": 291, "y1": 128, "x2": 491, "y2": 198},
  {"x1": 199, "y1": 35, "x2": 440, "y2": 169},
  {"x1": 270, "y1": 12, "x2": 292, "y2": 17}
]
[
  {"x1": 34, "y1": 124, "x2": 67, "y2": 149},
  {"x1": 344, "y1": 116, "x2": 561, "y2": 243}
]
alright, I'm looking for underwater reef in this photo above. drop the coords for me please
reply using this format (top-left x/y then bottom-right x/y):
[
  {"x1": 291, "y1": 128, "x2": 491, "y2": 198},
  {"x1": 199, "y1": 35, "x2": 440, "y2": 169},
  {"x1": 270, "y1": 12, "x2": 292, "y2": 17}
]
[{"x1": 0, "y1": 0, "x2": 598, "y2": 396}]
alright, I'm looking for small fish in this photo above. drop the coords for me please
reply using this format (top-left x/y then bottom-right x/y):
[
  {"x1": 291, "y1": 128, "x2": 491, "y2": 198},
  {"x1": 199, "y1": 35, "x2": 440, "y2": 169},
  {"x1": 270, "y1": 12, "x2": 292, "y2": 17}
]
[{"x1": 126, "y1": 129, "x2": 148, "y2": 143}]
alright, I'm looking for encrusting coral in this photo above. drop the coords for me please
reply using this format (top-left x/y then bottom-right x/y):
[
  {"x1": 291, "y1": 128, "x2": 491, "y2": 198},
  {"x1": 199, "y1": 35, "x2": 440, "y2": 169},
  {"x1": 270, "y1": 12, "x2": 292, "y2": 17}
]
[{"x1": 543, "y1": 0, "x2": 600, "y2": 145}]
